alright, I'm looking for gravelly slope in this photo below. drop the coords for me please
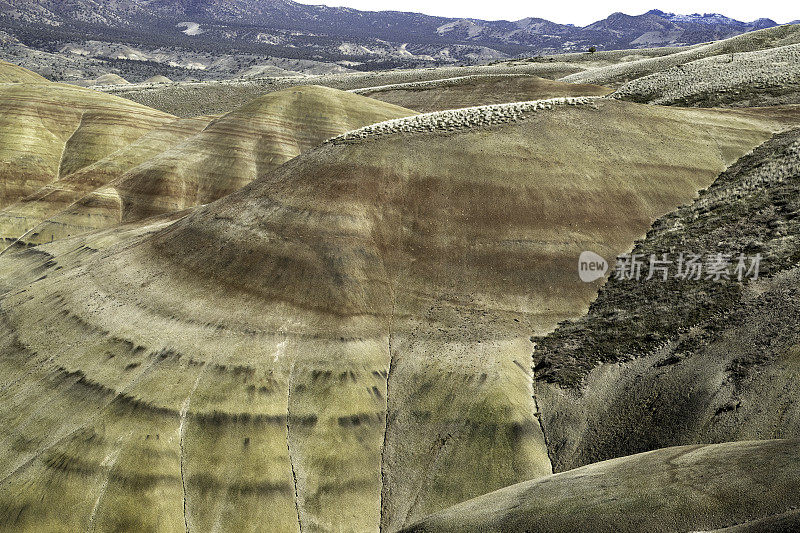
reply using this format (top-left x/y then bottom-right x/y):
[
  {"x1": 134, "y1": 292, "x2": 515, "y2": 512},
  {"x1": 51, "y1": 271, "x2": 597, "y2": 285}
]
[
  {"x1": 402, "y1": 439, "x2": 800, "y2": 533},
  {"x1": 611, "y1": 43, "x2": 800, "y2": 107},
  {"x1": 0, "y1": 99, "x2": 795, "y2": 532},
  {"x1": 533, "y1": 128, "x2": 800, "y2": 473}
]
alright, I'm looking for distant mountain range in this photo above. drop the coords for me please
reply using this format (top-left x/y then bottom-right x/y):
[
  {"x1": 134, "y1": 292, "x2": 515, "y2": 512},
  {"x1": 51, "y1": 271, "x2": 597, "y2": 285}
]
[{"x1": 0, "y1": 0, "x2": 788, "y2": 81}]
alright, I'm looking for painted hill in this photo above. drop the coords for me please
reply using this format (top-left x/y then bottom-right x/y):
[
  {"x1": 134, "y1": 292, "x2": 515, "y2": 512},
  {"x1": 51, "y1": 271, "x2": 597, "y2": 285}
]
[
  {"x1": 0, "y1": 59, "x2": 48, "y2": 83},
  {"x1": 406, "y1": 125, "x2": 800, "y2": 533},
  {"x1": 0, "y1": 114, "x2": 215, "y2": 249},
  {"x1": 110, "y1": 85, "x2": 417, "y2": 223},
  {"x1": 402, "y1": 439, "x2": 800, "y2": 533},
  {"x1": 352, "y1": 75, "x2": 612, "y2": 113},
  {"x1": 0, "y1": 85, "x2": 417, "y2": 249},
  {"x1": 0, "y1": 98, "x2": 796, "y2": 531},
  {"x1": 100, "y1": 63, "x2": 583, "y2": 118},
  {"x1": 93, "y1": 73, "x2": 130, "y2": 86},
  {"x1": 0, "y1": 83, "x2": 174, "y2": 213}
]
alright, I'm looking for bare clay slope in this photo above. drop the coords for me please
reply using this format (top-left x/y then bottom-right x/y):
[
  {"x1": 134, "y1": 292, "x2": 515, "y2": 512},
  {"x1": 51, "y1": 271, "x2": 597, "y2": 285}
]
[
  {"x1": 406, "y1": 129, "x2": 800, "y2": 533},
  {"x1": 110, "y1": 85, "x2": 416, "y2": 223},
  {"x1": 0, "y1": 60, "x2": 49, "y2": 84},
  {"x1": 0, "y1": 114, "x2": 214, "y2": 248},
  {"x1": 0, "y1": 85, "x2": 416, "y2": 248},
  {"x1": 0, "y1": 83, "x2": 174, "y2": 211},
  {"x1": 403, "y1": 439, "x2": 800, "y2": 533},
  {"x1": 352, "y1": 75, "x2": 612, "y2": 113},
  {"x1": 0, "y1": 99, "x2": 796, "y2": 532}
]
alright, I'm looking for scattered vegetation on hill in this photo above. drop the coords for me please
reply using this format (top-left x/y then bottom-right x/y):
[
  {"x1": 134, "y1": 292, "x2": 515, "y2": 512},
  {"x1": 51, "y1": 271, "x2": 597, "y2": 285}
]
[
  {"x1": 351, "y1": 74, "x2": 612, "y2": 112},
  {"x1": 562, "y1": 23, "x2": 800, "y2": 86},
  {"x1": 534, "y1": 128, "x2": 800, "y2": 388},
  {"x1": 531, "y1": 129, "x2": 800, "y2": 474},
  {"x1": 612, "y1": 43, "x2": 800, "y2": 106},
  {"x1": 351, "y1": 74, "x2": 564, "y2": 94},
  {"x1": 99, "y1": 63, "x2": 583, "y2": 117}
]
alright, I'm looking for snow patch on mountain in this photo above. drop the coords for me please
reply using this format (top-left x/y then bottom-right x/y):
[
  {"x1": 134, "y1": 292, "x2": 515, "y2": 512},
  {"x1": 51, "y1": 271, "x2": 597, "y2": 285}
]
[
  {"x1": 666, "y1": 13, "x2": 739, "y2": 25},
  {"x1": 646, "y1": 10, "x2": 773, "y2": 27},
  {"x1": 437, "y1": 19, "x2": 485, "y2": 38},
  {"x1": 178, "y1": 22, "x2": 202, "y2": 36}
]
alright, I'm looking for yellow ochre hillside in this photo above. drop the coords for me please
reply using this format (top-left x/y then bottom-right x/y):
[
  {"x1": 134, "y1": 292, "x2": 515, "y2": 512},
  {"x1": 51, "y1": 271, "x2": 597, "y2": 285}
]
[
  {"x1": 0, "y1": 96, "x2": 797, "y2": 532},
  {"x1": 0, "y1": 83, "x2": 174, "y2": 212},
  {"x1": 0, "y1": 85, "x2": 416, "y2": 249},
  {"x1": 0, "y1": 60, "x2": 49, "y2": 84}
]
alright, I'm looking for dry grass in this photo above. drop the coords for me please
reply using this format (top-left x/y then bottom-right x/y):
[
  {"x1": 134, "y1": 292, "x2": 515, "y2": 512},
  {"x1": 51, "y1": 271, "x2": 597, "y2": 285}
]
[
  {"x1": 562, "y1": 24, "x2": 800, "y2": 87},
  {"x1": 100, "y1": 63, "x2": 583, "y2": 117},
  {"x1": 612, "y1": 43, "x2": 800, "y2": 106}
]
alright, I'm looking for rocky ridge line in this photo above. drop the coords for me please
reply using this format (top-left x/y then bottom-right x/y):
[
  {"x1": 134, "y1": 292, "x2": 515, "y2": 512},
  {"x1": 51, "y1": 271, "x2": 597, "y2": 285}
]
[{"x1": 328, "y1": 96, "x2": 601, "y2": 143}]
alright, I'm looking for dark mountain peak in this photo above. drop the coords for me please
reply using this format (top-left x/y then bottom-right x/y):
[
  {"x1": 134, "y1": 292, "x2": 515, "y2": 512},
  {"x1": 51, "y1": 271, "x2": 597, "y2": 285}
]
[
  {"x1": 749, "y1": 18, "x2": 778, "y2": 29},
  {"x1": 583, "y1": 9, "x2": 777, "y2": 36},
  {"x1": 0, "y1": 0, "x2": 784, "y2": 79},
  {"x1": 585, "y1": 10, "x2": 677, "y2": 32}
]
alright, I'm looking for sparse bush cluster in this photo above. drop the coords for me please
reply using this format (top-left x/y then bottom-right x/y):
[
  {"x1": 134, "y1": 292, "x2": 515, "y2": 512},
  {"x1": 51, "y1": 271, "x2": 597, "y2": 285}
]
[
  {"x1": 562, "y1": 24, "x2": 800, "y2": 86},
  {"x1": 103, "y1": 63, "x2": 584, "y2": 116},
  {"x1": 328, "y1": 97, "x2": 600, "y2": 143},
  {"x1": 695, "y1": 140, "x2": 800, "y2": 210},
  {"x1": 611, "y1": 43, "x2": 800, "y2": 106}
]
